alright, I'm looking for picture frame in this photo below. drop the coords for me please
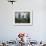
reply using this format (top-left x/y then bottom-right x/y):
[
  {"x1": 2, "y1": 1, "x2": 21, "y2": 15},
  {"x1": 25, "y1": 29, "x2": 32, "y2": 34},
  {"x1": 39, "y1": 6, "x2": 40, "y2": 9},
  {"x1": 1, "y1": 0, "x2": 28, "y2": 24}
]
[{"x1": 13, "y1": 10, "x2": 33, "y2": 26}]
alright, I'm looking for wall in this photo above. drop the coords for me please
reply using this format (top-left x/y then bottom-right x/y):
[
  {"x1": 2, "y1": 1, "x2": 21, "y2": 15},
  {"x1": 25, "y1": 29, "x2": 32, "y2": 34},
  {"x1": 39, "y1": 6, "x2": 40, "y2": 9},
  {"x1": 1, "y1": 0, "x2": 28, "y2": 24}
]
[{"x1": 0, "y1": 0, "x2": 46, "y2": 42}]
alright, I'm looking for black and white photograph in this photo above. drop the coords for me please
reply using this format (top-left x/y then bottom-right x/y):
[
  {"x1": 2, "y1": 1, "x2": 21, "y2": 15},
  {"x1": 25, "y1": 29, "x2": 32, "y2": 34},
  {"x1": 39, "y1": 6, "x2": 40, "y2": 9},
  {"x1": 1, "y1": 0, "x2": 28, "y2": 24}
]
[{"x1": 14, "y1": 11, "x2": 32, "y2": 25}]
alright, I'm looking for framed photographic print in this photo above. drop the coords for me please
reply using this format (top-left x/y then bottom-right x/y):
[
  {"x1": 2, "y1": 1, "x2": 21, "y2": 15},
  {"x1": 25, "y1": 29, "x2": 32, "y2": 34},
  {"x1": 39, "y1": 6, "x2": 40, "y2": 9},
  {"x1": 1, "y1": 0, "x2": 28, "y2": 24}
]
[{"x1": 14, "y1": 10, "x2": 32, "y2": 26}]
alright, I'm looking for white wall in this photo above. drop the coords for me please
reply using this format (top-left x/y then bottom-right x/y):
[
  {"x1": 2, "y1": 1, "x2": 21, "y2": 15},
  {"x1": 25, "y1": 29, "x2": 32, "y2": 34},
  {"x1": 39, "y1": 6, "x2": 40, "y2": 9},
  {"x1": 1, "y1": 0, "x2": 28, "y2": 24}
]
[{"x1": 0, "y1": 0, "x2": 46, "y2": 41}]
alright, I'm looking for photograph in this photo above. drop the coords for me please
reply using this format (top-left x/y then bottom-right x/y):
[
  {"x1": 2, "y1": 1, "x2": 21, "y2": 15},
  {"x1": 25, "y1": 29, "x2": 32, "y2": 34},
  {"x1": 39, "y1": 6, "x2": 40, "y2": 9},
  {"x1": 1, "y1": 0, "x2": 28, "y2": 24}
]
[
  {"x1": 15, "y1": 12, "x2": 30, "y2": 23},
  {"x1": 14, "y1": 11, "x2": 32, "y2": 25}
]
